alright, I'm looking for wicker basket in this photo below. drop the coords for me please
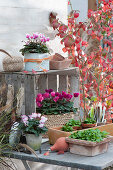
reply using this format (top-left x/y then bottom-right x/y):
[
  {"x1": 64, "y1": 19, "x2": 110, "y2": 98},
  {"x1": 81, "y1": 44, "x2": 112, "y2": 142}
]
[
  {"x1": 0, "y1": 49, "x2": 24, "y2": 72},
  {"x1": 43, "y1": 112, "x2": 74, "y2": 138}
]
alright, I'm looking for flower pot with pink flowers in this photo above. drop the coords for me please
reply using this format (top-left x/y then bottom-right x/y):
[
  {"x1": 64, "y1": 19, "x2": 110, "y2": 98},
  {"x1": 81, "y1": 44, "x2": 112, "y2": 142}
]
[
  {"x1": 36, "y1": 89, "x2": 79, "y2": 132},
  {"x1": 20, "y1": 33, "x2": 50, "y2": 72},
  {"x1": 19, "y1": 113, "x2": 48, "y2": 150}
]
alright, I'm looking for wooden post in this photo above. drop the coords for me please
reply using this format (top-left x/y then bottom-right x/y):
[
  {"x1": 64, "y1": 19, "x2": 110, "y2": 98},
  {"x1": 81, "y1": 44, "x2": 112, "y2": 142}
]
[
  {"x1": 88, "y1": 0, "x2": 97, "y2": 10},
  {"x1": 13, "y1": 74, "x2": 22, "y2": 114},
  {"x1": 37, "y1": 74, "x2": 48, "y2": 93},
  {"x1": 59, "y1": 75, "x2": 68, "y2": 93},
  {"x1": 48, "y1": 74, "x2": 57, "y2": 91},
  {"x1": 25, "y1": 75, "x2": 36, "y2": 115}
]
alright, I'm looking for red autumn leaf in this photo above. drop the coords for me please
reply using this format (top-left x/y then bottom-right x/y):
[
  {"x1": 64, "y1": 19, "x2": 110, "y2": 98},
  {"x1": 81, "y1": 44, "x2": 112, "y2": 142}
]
[
  {"x1": 64, "y1": 37, "x2": 74, "y2": 47},
  {"x1": 59, "y1": 25, "x2": 67, "y2": 32},
  {"x1": 109, "y1": 81, "x2": 113, "y2": 89},
  {"x1": 68, "y1": 1, "x2": 70, "y2": 5},
  {"x1": 60, "y1": 32, "x2": 66, "y2": 38},
  {"x1": 81, "y1": 41, "x2": 88, "y2": 46},
  {"x1": 76, "y1": 44, "x2": 80, "y2": 51},
  {"x1": 109, "y1": 23, "x2": 113, "y2": 28},
  {"x1": 74, "y1": 12, "x2": 79, "y2": 18},
  {"x1": 51, "y1": 19, "x2": 60, "y2": 30},
  {"x1": 62, "y1": 47, "x2": 67, "y2": 53}
]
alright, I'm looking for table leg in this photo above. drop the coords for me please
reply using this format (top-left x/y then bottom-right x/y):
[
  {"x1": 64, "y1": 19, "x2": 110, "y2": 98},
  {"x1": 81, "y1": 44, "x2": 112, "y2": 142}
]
[{"x1": 21, "y1": 160, "x2": 31, "y2": 170}]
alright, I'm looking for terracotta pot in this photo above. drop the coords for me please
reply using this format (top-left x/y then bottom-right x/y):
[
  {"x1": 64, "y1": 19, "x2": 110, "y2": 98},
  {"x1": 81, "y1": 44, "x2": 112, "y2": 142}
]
[
  {"x1": 92, "y1": 123, "x2": 113, "y2": 136},
  {"x1": 66, "y1": 135, "x2": 113, "y2": 156},
  {"x1": 72, "y1": 126, "x2": 82, "y2": 130},
  {"x1": 48, "y1": 126, "x2": 73, "y2": 144},
  {"x1": 50, "y1": 59, "x2": 72, "y2": 70},
  {"x1": 51, "y1": 53, "x2": 64, "y2": 61},
  {"x1": 82, "y1": 123, "x2": 97, "y2": 129}
]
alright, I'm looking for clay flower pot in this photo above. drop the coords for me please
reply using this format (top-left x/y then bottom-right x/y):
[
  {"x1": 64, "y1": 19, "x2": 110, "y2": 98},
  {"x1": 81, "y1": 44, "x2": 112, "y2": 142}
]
[
  {"x1": 82, "y1": 123, "x2": 97, "y2": 129},
  {"x1": 66, "y1": 135, "x2": 113, "y2": 156},
  {"x1": 50, "y1": 53, "x2": 72, "y2": 70},
  {"x1": 72, "y1": 126, "x2": 82, "y2": 130}
]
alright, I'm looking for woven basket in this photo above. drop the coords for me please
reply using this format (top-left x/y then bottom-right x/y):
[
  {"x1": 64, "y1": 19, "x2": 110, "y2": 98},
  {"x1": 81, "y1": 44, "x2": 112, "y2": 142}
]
[
  {"x1": 0, "y1": 49, "x2": 24, "y2": 72},
  {"x1": 43, "y1": 112, "x2": 74, "y2": 138}
]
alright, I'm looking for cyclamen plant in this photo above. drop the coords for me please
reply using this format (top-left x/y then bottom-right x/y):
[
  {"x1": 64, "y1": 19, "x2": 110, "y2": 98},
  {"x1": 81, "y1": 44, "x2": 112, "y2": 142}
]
[
  {"x1": 20, "y1": 33, "x2": 50, "y2": 55},
  {"x1": 19, "y1": 113, "x2": 48, "y2": 136},
  {"x1": 36, "y1": 89, "x2": 79, "y2": 115}
]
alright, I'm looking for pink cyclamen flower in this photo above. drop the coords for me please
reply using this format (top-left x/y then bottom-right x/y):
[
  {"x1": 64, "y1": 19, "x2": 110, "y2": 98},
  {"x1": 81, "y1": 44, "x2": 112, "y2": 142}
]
[
  {"x1": 66, "y1": 94, "x2": 73, "y2": 100},
  {"x1": 51, "y1": 92, "x2": 55, "y2": 97},
  {"x1": 33, "y1": 33, "x2": 38, "y2": 39},
  {"x1": 36, "y1": 93, "x2": 44, "y2": 102},
  {"x1": 31, "y1": 113, "x2": 38, "y2": 119},
  {"x1": 39, "y1": 123, "x2": 44, "y2": 128},
  {"x1": 26, "y1": 34, "x2": 30, "y2": 39},
  {"x1": 73, "y1": 93, "x2": 79, "y2": 97},
  {"x1": 55, "y1": 92, "x2": 59, "y2": 96},
  {"x1": 45, "y1": 89, "x2": 53, "y2": 93},
  {"x1": 21, "y1": 115, "x2": 28, "y2": 125},
  {"x1": 40, "y1": 116, "x2": 47, "y2": 124},
  {"x1": 36, "y1": 102, "x2": 42, "y2": 108},
  {"x1": 59, "y1": 94, "x2": 63, "y2": 99},
  {"x1": 62, "y1": 91, "x2": 67, "y2": 96},
  {"x1": 40, "y1": 38, "x2": 44, "y2": 42},
  {"x1": 53, "y1": 96, "x2": 59, "y2": 102},
  {"x1": 43, "y1": 38, "x2": 47, "y2": 42},
  {"x1": 29, "y1": 115, "x2": 33, "y2": 120},
  {"x1": 41, "y1": 116, "x2": 47, "y2": 122},
  {"x1": 37, "y1": 113, "x2": 41, "y2": 118},
  {"x1": 43, "y1": 92, "x2": 50, "y2": 99},
  {"x1": 30, "y1": 36, "x2": 33, "y2": 39},
  {"x1": 46, "y1": 37, "x2": 50, "y2": 41}
]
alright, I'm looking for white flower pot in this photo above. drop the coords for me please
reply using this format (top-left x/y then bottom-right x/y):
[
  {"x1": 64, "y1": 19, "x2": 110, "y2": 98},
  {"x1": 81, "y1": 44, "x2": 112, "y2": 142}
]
[
  {"x1": 24, "y1": 53, "x2": 49, "y2": 71},
  {"x1": 25, "y1": 134, "x2": 42, "y2": 151}
]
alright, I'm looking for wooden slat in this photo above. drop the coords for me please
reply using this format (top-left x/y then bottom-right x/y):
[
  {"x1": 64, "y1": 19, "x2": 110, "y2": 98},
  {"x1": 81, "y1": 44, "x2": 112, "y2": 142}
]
[
  {"x1": 88, "y1": 0, "x2": 97, "y2": 10},
  {"x1": 59, "y1": 75, "x2": 68, "y2": 93},
  {"x1": 37, "y1": 74, "x2": 48, "y2": 93},
  {"x1": 13, "y1": 74, "x2": 24, "y2": 115},
  {"x1": 0, "y1": 67, "x2": 79, "y2": 76},
  {"x1": 48, "y1": 74, "x2": 57, "y2": 91},
  {"x1": 25, "y1": 75, "x2": 36, "y2": 115}
]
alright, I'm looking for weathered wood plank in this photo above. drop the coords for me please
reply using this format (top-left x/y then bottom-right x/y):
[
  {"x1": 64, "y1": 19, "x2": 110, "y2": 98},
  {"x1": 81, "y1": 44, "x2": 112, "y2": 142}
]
[
  {"x1": 0, "y1": 68, "x2": 79, "y2": 76},
  {"x1": 12, "y1": 74, "x2": 25, "y2": 115},
  {"x1": 59, "y1": 75, "x2": 68, "y2": 93},
  {"x1": 48, "y1": 74, "x2": 57, "y2": 91},
  {"x1": 37, "y1": 74, "x2": 48, "y2": 93},
  {"x1": 88, "y1": 0, "x2": 97, "y2": 10},
  {"x1": 24, "y1": 75, "x2": 36, "y2": 115},
  {"x1": 4, "y1": 74, "x2": 14, "y2": 114}
]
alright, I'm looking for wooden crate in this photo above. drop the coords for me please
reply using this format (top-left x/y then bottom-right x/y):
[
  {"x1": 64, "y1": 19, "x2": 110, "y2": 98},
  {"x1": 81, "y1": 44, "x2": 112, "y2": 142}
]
[{"x1": 0, "y1": 67, "x2": 80, "y2": 115}]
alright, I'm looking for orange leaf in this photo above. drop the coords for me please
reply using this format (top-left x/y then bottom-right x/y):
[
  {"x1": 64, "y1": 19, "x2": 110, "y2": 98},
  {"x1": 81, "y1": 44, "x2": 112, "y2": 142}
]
[{"x1": 62, "y1": 47, "x2": 67, "y2": 53}]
